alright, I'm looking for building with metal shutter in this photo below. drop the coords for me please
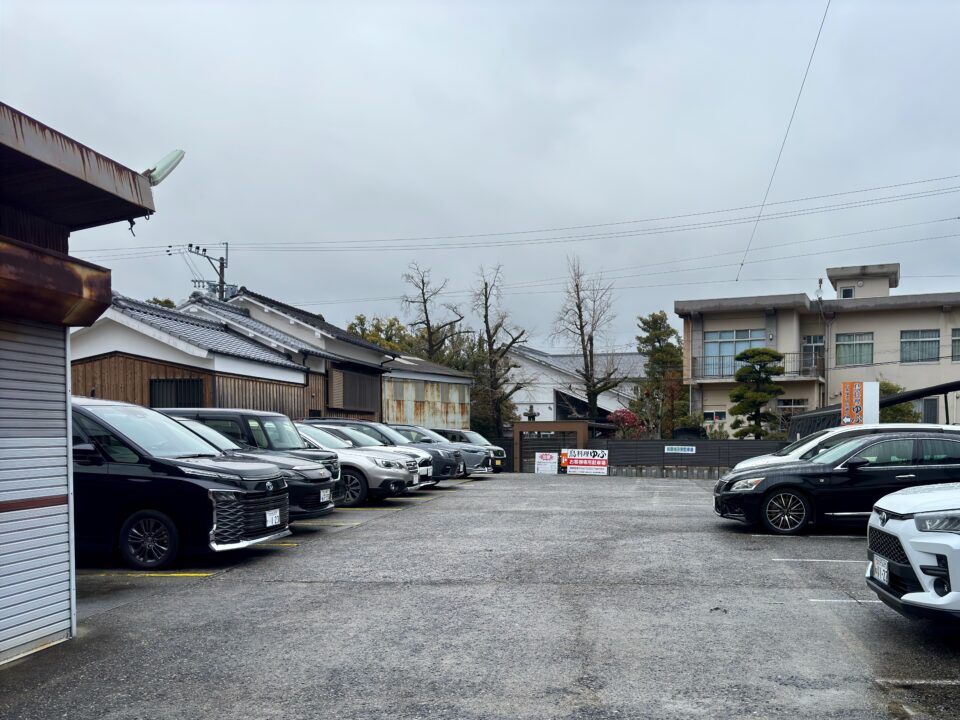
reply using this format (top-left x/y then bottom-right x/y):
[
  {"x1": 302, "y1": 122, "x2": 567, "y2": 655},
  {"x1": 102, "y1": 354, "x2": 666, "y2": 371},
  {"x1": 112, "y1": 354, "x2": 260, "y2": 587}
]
[{"x1": 0, "y1": 103, "x2": 157, "y2": 664}]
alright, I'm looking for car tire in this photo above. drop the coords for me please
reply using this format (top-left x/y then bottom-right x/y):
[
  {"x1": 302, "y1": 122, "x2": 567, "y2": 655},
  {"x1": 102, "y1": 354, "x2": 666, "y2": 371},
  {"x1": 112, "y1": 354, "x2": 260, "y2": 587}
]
[
  {"x1": 339, "y1": 469, "x2": 369, "y2": 507},
  {"x1": 118, "y1": 510, "x2": 180, "y2": 569},
  {"x1": 760, "y1": 489, "x2": 811, "y2": 535}
]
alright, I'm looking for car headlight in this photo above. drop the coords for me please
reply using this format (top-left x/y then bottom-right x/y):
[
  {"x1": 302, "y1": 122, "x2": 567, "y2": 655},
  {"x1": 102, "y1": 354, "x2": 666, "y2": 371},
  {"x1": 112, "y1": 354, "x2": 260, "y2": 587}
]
[
  {"x1": 729, "y1": 477, "x2": 764, "y2": 492},
  {"x1": 914, "y1": 511, "x2": 960, "y2": 534},
  {"x1": 292, "y1": 465, "x2": 319, "y2": 472},
  {"x1": 374, "y1": 458, "x2": 402, "y2": 469},
  {"x1": 438, "y1": 450, "x2": 452, "y2": 459},
  {"x1": 180, "y1": 466, "x2": 242, "y2": 481},
  {"x1": 280, "y1": 468, "x2": 307, "y2": 480}
]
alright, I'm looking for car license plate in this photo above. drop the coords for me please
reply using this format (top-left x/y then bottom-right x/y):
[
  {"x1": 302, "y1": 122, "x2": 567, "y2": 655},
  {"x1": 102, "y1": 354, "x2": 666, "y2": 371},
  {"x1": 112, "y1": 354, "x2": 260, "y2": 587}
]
[
  {"x1": 419, "y1": 466, "x2": 429, "y2": 476},
  {"x1": 872, "y1": 555, "x2": 889, "y2": 585},
  {"x1": 265, "y1": 509, "x2": 281, "y2": 527},
  {"x1": 458, "y1": 463, "x2": 465, "y2": 474},
  {"x1": 494, "y1": 459, "x2": 502, "y2": 466},
  {"x1": 320, "y1": 489, "x2": 331, "y2": 502}
]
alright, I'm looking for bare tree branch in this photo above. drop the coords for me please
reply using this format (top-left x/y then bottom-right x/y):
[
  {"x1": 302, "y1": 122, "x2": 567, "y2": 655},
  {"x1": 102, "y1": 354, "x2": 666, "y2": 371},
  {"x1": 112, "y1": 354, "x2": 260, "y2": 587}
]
[{"x1": 552, "y1": 256, "x2": 622, "y2": 419}]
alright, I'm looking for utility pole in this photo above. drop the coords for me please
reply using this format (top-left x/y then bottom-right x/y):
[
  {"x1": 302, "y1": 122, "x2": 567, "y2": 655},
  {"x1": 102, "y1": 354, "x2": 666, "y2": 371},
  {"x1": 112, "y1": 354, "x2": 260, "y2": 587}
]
[{"x1": 171, "y1": 242, "x2": 229, "y2": 300}]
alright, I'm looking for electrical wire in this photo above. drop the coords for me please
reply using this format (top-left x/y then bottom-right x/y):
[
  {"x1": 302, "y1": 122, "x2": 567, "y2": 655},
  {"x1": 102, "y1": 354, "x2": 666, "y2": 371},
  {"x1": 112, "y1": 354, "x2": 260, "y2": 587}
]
[
  {"x1": 736, "y1": 0, "x2": 832, "y2": 280},
  {"x1": 72, "y1": 170, "x2": 960, "y2": 256}
]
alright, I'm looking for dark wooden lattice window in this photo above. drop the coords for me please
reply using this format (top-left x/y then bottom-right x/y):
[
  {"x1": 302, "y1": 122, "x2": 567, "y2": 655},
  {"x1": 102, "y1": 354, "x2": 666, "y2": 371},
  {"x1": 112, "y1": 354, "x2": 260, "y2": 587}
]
[{"x1": 149, "y1": 379, "x2": 204, "y2": 408}]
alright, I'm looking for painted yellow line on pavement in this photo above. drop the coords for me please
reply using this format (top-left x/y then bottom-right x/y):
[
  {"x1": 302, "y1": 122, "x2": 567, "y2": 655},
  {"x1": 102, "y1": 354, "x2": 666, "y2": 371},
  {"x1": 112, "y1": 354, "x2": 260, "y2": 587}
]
[
  {"x1": 258, "y1": 542, "x2": 299, "y2": 547},
  {"x1": 81, "y1": 572, "x2": 213, "y2": 578}
]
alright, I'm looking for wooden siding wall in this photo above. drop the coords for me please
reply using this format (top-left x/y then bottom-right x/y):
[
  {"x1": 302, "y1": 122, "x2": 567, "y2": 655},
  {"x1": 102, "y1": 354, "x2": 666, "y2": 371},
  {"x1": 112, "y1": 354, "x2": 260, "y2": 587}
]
[
  {"x1": 216, "y1": 371, "x2": 325, "y2": 419},
  {"x1": 72, "y1": 354, "x2": 214, "y2": 406},
  {"x1": 71, "y1": 353, "x2": 326, "y2": 418}
]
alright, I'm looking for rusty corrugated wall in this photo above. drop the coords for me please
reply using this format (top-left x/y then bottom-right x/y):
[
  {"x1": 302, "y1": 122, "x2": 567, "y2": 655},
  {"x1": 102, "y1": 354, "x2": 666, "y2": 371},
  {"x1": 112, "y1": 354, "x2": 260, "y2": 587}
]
[{"x1": 382, "y1": 377, "x2": 471, "y2": 428}]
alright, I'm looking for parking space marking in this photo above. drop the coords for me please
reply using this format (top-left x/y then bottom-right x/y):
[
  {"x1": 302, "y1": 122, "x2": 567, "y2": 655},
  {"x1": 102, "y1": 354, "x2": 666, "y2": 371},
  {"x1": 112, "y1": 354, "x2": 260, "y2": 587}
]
[
  {"x1": 294, "y1": 521, "x2": 363, "y2": 527},
  {"x1": 257, "y1": 542, "x2": 299, "y2": 548},
  {"x1": 808, "y1": 598, "x2": 882, "y2": 604},
  {"x1": 877, "y1": 679, "x2": 960, "y2": 687},
  {"x1": 751, "y1": 534, "x2": 863, "y2": 539},
  {"x1": 78, "y1": 572, "x2": 214, "y2": 578},
  {"x1": 771, "y1": 558, "x2": 864, "y2": 563}
]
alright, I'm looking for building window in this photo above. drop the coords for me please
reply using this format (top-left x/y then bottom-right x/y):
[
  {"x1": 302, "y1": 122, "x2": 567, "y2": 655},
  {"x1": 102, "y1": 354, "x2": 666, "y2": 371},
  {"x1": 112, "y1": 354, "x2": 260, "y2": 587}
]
[
  {"x1": 900, "y1": 329, "x2": 939, "y2": 363},
  {"x1": 912, "y1": 397, "x2": 940, "y2": 424},
  {"x1": 801, "y1": 335, "x2": 824, "y2": 369},
  {"x1": 836, "y1": 332, "x2": 873, "y2": 366},
  {"x1": 954, "y1": 329, "x2": 960, "y2": 361},
  {"x1": 703, "y1": 411, "x2": 726, "y2": 423},
  {"x1": 840, "y1": 287, "x2": 855, "y2": 299},
  {"x1": 702, "y1": 329, "x2": 766, "y2": 376}
]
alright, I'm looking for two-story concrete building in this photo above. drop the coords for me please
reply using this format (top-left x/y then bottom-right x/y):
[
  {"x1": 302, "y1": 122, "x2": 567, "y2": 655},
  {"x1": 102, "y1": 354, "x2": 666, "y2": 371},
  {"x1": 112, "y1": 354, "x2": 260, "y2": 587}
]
[{"x1": 675, "y1": 263, "x2": 960, "y2": 431}]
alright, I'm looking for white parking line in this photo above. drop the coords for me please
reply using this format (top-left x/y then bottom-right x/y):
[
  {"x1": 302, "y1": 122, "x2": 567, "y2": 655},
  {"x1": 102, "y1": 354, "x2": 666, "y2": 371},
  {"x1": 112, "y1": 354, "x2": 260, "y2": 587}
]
[
  {"x1": 770, "y1": 558, "x2": 864, "y2": 563},
  {"x1": 750, "y1": 534, "x2": 864, "y2": 539},
  {"x1": 877, "y1": 679, "x2": 960, "y2": 687},
  {"x1": 808, "y1": 598, "x2": 882, "y2": 604}
]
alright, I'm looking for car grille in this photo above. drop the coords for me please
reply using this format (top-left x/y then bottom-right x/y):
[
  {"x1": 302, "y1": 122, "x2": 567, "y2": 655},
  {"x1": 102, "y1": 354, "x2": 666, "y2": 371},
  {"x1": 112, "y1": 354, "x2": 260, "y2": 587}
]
[
  {"x1": 211, "y1": 488, "x2": 289, "y2": 545},
  {"x1": 868, "y1": 527, "x2": 909, "y2": 565},
  {"x1": 321, "y1": 459, "x2": 340, "y2": 481},
  {"x1": 405, "y1": 460, "x2": 418, "y2": 473},
  {"x1": 299, "y1": 494, "x2": 331, "y2": 511}
]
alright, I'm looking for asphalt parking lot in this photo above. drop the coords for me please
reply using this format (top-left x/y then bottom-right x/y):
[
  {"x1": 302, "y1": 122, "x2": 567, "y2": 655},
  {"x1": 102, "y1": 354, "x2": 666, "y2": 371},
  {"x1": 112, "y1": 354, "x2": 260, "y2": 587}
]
[{"x1": 2, "y1": 474, "x2": 960, "y2": 719}]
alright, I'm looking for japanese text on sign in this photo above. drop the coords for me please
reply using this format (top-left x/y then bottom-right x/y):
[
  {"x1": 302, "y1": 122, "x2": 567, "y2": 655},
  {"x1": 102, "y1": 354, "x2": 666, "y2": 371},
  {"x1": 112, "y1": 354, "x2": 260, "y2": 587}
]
[{"x1": 561, "y1": 448, "x2": 609, "y2": 476}]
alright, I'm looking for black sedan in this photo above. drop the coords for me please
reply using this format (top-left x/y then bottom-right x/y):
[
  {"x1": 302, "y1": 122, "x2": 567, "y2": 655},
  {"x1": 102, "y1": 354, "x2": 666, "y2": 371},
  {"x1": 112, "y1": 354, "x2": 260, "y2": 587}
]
[{"x1": 714, "y1": 431, "x2": 960, "y2": 535}]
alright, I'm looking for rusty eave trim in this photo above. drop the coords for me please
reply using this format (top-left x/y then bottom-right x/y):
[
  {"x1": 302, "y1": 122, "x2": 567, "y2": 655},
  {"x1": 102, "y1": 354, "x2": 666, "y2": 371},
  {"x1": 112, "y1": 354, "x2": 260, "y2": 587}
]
[
  {"x1": 0, "y1": 234, "x2": 111, "y2": 326},
  {"x1": 0, "y1": 102, "x2": 155, "y2": 214}
]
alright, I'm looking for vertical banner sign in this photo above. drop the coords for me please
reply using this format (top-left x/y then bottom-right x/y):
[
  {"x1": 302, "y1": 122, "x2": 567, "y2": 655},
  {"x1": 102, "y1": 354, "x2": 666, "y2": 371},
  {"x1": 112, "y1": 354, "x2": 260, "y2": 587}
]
[
  {"x1": 534, "y1": 452, "x2": 559, "y2": 474},
  {"x1": 841, "y1": 381, "x2": 864, "y2": 425},
  {"x1": 562, "y1": 448, "x2": 609, "y2": 476}
]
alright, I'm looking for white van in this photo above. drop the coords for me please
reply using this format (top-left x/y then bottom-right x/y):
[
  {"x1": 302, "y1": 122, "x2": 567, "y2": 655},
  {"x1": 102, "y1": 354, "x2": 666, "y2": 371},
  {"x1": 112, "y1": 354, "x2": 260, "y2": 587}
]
[{"x1": 733, "y1": 423, "x2": 960, "y2": 471}]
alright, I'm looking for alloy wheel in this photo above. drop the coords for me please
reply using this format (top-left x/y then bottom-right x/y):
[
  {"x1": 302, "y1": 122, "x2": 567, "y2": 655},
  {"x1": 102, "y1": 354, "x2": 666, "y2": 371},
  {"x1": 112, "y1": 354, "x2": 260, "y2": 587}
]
[
  {"x1": 343, "y1": 474, "x2": 363, "y2": 504},
  {"x1": 765, "y1": 492, "x2": 807, "y2": 532},
  {"x1": 127, "y1": 518, "x2": 171, "y2": 565}
]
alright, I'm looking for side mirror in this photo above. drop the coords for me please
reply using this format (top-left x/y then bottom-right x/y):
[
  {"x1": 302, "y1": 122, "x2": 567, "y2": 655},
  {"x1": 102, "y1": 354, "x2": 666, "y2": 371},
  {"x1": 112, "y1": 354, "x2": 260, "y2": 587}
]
[
  {"x1": 845, "y1": 456, "x2": 870, "y2": 470},
  {"x1": 73, "y1": 443, "x2": 104, "y2": 466}
]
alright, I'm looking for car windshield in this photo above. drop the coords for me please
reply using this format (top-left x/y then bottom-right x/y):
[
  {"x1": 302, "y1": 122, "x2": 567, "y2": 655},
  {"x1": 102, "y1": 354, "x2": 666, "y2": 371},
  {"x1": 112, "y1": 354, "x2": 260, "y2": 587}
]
[
  {"x1": 84, "y1": 405, "x2": 220, "y2": 459},
  {"x1": 179, "y1": 419, "x2": 241, "y2": 451},
  {"x1": 772, "y1": 429, "x2": 831, "y2": 456},
  {"x1": 810, "y1": 436, "x2": 874, "y2": 465},
  {"x1": 461, "y1": 431, "x2": 490, "y2": 445},
  {"x1": 254, "y1": 416, "x2": 307, "y2": 451},
  {"x1": 365, "y1": 424, "x2": 412, "y2": 445},
  {"x1": 332, "y1": 426, "x2": 386, "y2": 447},
  {"x1": 297, "y1": 424, "x2": 350, "y2": 450},
  {"x1": 403, "y1": 426, "x2": 449, "y2": 443}
]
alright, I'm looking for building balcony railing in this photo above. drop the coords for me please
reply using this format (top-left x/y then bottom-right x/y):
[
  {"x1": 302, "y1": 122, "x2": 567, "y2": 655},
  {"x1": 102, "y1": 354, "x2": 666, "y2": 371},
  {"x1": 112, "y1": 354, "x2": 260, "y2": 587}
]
[{"x1": 691, "y1": 352, "x2": 824, "y2": 380}]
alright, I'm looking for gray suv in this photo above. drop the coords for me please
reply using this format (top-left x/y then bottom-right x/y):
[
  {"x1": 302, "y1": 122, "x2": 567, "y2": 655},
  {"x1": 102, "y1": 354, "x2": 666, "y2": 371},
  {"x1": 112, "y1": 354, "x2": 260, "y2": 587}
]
[
  {"x1": 305, "y1": 419, "x2": 465, "y2": 481},
  {"x1": 432, "y1": 428, "x2": 507, "y2": 473}
]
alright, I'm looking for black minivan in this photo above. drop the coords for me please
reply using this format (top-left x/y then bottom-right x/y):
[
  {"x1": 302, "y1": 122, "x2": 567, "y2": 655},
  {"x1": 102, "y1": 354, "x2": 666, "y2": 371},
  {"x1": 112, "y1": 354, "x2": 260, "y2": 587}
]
[{"x1": 72, "y1": 397, "x2": 291, "y2": 569}]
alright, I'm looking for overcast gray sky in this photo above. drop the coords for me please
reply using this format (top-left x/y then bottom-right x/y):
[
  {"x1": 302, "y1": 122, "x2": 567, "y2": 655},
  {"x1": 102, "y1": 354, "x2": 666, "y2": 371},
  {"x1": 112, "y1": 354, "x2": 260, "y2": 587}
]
[{"x1": 3, "y1": 0, "x2": 959, "y2": 350}]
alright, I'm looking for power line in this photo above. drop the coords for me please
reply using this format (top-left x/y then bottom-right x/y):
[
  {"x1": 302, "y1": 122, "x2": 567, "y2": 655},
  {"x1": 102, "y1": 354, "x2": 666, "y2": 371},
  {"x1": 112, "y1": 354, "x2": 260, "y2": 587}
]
[
  {"x1": 72, "y1": 170, "x2": 960, "y2": 256},
  {"x1": 736, "y1": 0, "x2": 832, "y2": 281},
  {"x1": 222, "y1": 185, "x2": 960, "y2": 252},
  {"x1": 284, "y1": 226, "x2": 958, "y2": 306}
]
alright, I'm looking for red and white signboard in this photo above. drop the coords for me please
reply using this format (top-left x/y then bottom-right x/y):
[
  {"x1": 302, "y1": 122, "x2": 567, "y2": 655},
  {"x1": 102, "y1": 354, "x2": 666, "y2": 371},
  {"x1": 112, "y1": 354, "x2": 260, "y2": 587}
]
[
  {"x1": 561, "y1": 448, "x2": 609, "y2": 476},
  {"x1": 534, "y1": 452, "x2": 559, "y2": 474}
]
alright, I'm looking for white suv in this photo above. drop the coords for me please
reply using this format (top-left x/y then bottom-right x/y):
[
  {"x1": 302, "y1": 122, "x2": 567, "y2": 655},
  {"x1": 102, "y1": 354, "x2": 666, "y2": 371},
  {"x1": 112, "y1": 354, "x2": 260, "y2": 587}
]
[
  {"x1": 866, "y1": 482, "x2": 960, "y2": 621},
  {"x1": 733, "y1": 423, "x2": 960, "y2": 472}
]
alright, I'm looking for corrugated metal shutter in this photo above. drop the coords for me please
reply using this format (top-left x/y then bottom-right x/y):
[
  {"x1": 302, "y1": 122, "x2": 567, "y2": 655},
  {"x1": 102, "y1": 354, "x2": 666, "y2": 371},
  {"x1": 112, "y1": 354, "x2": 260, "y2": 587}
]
[{"x1": 0, "y1": 319, "x2": 73, "y2": 664}]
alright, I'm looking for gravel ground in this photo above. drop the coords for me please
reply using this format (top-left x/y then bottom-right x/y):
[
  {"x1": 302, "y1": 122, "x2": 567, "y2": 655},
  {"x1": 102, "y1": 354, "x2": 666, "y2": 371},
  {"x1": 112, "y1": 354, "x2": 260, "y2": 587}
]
[{"x1": 2, "y1": 474, "x2": 960, "y2": 719}]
